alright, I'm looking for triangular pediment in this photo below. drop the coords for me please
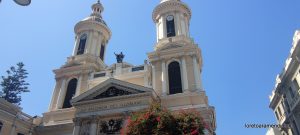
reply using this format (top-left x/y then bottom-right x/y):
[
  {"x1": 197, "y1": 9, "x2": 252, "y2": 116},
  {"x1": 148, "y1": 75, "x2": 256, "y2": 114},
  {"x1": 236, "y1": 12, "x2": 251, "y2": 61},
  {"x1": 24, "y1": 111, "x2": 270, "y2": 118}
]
[
  {"x1": 159, "y1": 44, "x2": 183, "y2": 51},
  {"x1": 71, "y1": 78, "x2": 153, "y2": 104},
  {"x1": 92, "y1": 86, "x2": 134, "y2": 100}
]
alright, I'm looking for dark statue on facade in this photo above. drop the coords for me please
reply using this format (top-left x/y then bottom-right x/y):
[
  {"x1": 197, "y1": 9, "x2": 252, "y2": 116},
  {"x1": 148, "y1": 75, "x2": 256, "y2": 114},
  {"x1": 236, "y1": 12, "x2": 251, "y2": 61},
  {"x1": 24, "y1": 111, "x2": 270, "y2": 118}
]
[
  {"x1": 114, "y1": 52, "x2": 125, "y2": 63},
  {"x1": 100, "y1": 119, "x2": 123, "y2": 134}
]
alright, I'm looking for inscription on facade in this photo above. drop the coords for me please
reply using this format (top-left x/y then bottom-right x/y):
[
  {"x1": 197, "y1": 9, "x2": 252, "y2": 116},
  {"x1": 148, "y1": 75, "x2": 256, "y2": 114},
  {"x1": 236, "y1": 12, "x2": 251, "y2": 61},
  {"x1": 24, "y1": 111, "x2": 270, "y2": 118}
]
[{"x1": 78, "y1": 100, "x2": 144, "y2": 113}]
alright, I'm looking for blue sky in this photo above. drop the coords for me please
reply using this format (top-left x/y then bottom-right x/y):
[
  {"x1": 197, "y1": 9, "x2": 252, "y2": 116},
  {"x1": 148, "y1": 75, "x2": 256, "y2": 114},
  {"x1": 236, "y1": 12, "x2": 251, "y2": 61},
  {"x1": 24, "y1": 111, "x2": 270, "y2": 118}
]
[{"x1": 1, "y1": 0, "x2": 300, "y2": 135}]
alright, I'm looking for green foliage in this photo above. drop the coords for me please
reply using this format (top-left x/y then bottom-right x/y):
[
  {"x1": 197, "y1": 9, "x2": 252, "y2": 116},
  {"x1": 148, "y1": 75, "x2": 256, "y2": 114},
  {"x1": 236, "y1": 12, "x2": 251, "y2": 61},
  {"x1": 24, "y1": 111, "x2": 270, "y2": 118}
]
[
  {"x1": 0, "y1": 62, "x2": 29, "y2": 105},
  {"x1": 176, "y1": 109, "x2": 206, "y2": 135},
  {"x1": 122, "y1": 102, "x2": 207, "y2": 135}
]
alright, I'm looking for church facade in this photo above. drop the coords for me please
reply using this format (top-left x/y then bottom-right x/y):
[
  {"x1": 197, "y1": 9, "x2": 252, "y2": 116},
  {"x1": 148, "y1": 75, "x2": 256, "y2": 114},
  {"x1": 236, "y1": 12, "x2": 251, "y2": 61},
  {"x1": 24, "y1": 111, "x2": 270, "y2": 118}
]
[{"x1": 31, "y1": 0, "x2": 216, "y2": 135}]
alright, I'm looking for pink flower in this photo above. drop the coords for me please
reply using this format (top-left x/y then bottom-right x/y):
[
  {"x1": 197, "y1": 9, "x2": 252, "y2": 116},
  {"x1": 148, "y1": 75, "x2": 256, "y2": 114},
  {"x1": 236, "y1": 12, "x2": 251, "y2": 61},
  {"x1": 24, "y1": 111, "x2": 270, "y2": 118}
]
[
  {"x1": 156, "y1": 116, "x2": 161, "y2": 122},
  {"x1": 191, "y1": 129, "x2": 199, "y2": 135}
]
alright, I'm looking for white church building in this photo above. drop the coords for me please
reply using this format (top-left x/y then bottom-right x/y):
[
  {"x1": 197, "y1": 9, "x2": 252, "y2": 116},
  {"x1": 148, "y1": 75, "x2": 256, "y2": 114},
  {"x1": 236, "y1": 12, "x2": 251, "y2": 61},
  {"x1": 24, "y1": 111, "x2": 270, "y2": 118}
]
[{"x1": 0, "y1": 0, "x2": 217, "y2": 135}]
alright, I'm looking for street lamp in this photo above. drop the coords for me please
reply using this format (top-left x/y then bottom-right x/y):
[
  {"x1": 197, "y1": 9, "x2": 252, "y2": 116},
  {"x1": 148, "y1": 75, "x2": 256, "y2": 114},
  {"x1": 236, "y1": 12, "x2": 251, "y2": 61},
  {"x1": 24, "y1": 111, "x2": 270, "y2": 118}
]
[{"x1": 0, "y1": 0, "x2": 31, "y2": 6}]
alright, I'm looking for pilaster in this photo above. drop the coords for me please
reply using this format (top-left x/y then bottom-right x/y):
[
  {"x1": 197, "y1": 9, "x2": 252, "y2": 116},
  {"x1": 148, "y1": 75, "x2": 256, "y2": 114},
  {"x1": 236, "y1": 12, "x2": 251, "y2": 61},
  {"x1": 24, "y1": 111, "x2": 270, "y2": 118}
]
[
  {"x1": 75, "y1": 75, "x2": 82, "y2": 97},
  {"x1": 73, "y1": 118, "x2": 81, "y2": 135},
  {"x1": 162, "y1": 60, "x2": 167, "y2": 96},
  {"x1": 9, "y1": 124, "x2": 16, "y2": 135},
  {"x1": 152, "y1": 65, "x2": 156, "y2": 91},
  {"x1": 56, "y1": 79, "x2": 67, "y2": 109},
  {"x1": 89, "y1": 116, "x2": 98, "y2": 135},
  {"x1": 192, "y1": 55, "x2": 202, "y2": 91},
  {"x1": 181, "y1": 56, "x2": 188, "y2": 91}
]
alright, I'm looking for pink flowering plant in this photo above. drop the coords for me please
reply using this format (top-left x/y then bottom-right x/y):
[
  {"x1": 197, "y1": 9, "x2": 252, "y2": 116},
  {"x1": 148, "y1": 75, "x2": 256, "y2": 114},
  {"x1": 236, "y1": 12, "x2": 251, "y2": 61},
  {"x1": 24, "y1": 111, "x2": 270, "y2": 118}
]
[{"x1": 121, "y1": 102, "x2": 207, "y2": 135}]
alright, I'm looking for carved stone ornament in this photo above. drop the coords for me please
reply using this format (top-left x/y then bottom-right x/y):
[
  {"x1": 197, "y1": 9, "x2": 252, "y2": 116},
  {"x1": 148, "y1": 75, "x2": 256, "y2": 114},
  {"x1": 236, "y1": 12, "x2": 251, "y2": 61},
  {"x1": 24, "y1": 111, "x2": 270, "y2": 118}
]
[
  {"x1": 93, "y1": 87, "x2": 133, "y2": 99},
  {"x1": 98, "y1": 119, "x2": 123, "y2": 134}
]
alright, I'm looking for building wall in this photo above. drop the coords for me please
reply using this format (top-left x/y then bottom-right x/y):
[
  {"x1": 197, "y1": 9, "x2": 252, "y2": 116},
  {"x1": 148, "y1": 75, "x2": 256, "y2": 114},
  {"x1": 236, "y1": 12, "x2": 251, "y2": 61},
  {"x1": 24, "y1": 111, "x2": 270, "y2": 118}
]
[
  {"x1": 0, "y1": 98, "x2": 34, "y2": 135},
  {"x1": 269, "y1": 30, "x2": 300, "y2": 135},
  {"x1": 266, "y1": 128, "x2": 281, "y2": 135}
]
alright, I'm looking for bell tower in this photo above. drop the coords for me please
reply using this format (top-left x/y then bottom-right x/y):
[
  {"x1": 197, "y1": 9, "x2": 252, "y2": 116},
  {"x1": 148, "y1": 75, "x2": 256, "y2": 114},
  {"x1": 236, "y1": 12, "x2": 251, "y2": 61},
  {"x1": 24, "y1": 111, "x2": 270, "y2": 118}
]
[
  {"x1": 148, "y1": 0, "x2": 216, "y2": 134},
  {"x1": 73, "y1": 0, "x2": 111, "y2": 63},
  {"x1": 153, "y1": 0, "x2": 191, "y2": 42},
  {"x1": 48, "y1": 0, "x2": 111, "y2": 111},
  {"x1": 149, "y1": 0, "x2": 203, "y2": 95}
]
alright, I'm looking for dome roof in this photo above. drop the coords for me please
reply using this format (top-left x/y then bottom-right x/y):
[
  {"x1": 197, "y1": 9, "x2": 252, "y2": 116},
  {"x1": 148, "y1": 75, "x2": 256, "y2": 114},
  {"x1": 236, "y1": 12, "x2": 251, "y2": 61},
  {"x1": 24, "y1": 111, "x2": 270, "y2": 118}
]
[
  {"x1": 82, "y1": 16, "x2": 107, "y2": 26},
  {"x1": 74, "y1": 1, "x2": 111, "y2": 40},
  {"x1": 79, "y1": 1, "x2": 107, "y2": 26}
]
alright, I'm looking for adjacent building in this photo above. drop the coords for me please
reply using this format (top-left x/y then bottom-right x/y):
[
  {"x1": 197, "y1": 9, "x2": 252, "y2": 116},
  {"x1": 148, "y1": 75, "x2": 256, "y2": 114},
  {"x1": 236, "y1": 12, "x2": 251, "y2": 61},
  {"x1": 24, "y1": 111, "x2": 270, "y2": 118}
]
[
  {"x1": 269, "y1": 30, "x2": 300, "y2": 135},
  {"x1": 0, "y1": 98, "x2": 38, "y2": 135},
  {"x1": 1, "y1": 0, "x2": 216, "y2": 135},
  {"x1": 266, "y1": 128, "x2": 281, "y2": 135}
]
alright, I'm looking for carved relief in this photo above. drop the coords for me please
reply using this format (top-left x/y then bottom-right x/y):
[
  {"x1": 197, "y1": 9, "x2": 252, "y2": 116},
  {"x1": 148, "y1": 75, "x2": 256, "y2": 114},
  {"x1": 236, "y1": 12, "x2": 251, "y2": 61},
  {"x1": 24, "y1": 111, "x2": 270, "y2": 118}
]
[
  {"x1": 93, "y1": 87, "x2": 133, "y2": 99},
  {"x1": 98, "y1": 119, "x2": 123, "y2": 135}
]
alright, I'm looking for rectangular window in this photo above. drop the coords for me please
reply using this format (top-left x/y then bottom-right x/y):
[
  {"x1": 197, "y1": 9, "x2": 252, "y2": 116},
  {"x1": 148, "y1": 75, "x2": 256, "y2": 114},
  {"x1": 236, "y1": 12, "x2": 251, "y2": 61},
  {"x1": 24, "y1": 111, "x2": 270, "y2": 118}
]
[
  {"x1": 293, "y1": 79, "x2": 300, "y2": 91},
  {"x1": 166, "y1": 15, "x2": 176, "y2": 37},
  {"x1": 289, "y1": 87, "x2": 295, "y2": 98},
  {"x1": 132, "y1": 66, "x2": 144, "y2": 72},
  {"x1": 281, "y1": 102, "x2": 287, "y2": 115},
  {"x1": 100, "y1": 45, "x2": 105, "y2": 61},
  {"x1": 94, "y1": 73, "x2": 106, "y2": 78},
  {"x1": 284, "y1": 99, "x2": 291, "y2": 113}
]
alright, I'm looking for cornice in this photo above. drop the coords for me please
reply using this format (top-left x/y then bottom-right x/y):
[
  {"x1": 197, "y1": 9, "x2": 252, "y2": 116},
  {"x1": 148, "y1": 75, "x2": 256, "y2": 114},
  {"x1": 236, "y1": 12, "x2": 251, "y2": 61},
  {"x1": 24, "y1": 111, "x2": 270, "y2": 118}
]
[
  {"x1": 152, "y1": 1, "x2": 191, "y2": 22},
  {"x1": 148, "y1": 46, "x2": 200, "y2": 63},
  {"x1": 75, "y1": 20, "x2": 111, "y2": 40}
]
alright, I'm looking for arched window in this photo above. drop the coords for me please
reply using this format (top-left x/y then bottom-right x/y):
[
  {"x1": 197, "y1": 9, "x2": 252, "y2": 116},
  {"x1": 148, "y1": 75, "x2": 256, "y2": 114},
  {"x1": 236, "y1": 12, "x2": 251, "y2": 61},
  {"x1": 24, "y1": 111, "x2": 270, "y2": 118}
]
[
  {"x1": 77, "y1": 34, "x2": 87, "y2": 55},
  {"x1": 99, "y1": 44, "x2": 105, "y2": 61},
  {"x1": 168, "y1": 61, "x2": 182, "y2": 94},
  {"x1": 0, "y1": 121, "x2": 3, "y2": 133},
  {"x1": 166, "y1": 15, "x2": 176, "y2": 37},
  {"x1": 62, "y1": 78, "x2": 78, "y2": 108}
]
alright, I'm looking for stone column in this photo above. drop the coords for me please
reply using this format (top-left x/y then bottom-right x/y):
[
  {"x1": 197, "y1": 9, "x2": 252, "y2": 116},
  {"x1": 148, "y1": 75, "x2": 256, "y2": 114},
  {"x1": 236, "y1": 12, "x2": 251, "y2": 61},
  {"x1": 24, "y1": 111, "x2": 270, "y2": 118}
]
[
  {"x1": 152, "y1": 65, "x2": 156, "y2": 90},
  {"x1": 56, "y1": 79, "x2": 66, "y2": 109},
  {"x1": 192, "y1": 55, "x2": 202, "y2": 91},
  {"x1": 9, "y1": 125, "x2": 16, "y2": 135},
  {"x1": 73, "y1": 118, "x2": 81, "y2": 135},
  {"x1": 86, "y1": 31, "x2": 93, "y2": 54},
  {"x1": 175, "y1": 12, "x2": 181, "y2": 36},
  {"x1": 162, "y1": 16, "x2": 167, "y2": 38},
  {"x1": 90, "y1": 116, "x2": 98, "y2": 135},
  {"x1": 181, "y1": 56, "x2": 188, "y2": 91},
  {"x1": 48, "y1": 82, "x2": 59, "y2": 111},
  {"x1": 161, "y1": 61, "x2": 167, "y2": 96},
  {"x1": 75, "y1": 76, "x2": 82, "y2": 97},
  {"x1": 72, "y1": 36, "x2": 78, "y2": 55}
]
